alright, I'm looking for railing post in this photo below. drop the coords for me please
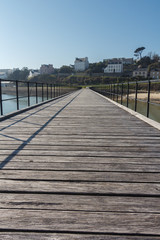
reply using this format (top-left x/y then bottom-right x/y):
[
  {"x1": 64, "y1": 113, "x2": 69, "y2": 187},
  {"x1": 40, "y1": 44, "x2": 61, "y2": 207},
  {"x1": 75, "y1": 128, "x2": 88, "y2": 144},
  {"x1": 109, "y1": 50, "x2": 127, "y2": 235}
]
[
  {"x1": 54, "y1": 84, "x2": 56, "y2": 98},
  {"x1": 117, "y1": 83, "x2": 119, "y2": 102},
  {"x1": 127, "y1": 81, "x2": 129, "y2": 107},
  {"x1": 16, "y1": 81, "x2": 19, "y2": 110},
  {"x1": 121, "y1": 83, "x2": 123, "y2": 105},
  {"x1": 111, "y1": 84, "x2": 112, "y2": 99},
  {"x1": 0, "y1": 80, "x2": 3, "y2": 115},
  {"x1": 27, "y1": 82, "x2": 30, "y2": 107},
  {"x1": 113, "y1": 84, "x2": 116, "y2": 101},
  {"x1": 135, "y1": 81, "x2": 138, "y2": 112},
  {"x1": 147, "y1": 80, "x2": 151, "y2": 118},
  {"x1": 42, "y1": 83, "x2": 44, "y2": 102},
  {"x1": 47, "y1": 84, "x2": 48, "y2": 100},
  {"x1": 36, "y1": 83, "x2": 38, "y2": 104},
  {"x1": 51, "y1": 84, "x2": 52, "y2": 99}
]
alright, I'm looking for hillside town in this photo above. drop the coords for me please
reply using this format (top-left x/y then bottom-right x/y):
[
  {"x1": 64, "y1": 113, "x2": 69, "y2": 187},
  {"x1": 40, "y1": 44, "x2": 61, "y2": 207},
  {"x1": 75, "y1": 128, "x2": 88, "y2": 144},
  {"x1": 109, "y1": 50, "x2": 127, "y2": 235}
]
[{"x1": 1, "y1": 48, "x2": 160, "y2": 84}]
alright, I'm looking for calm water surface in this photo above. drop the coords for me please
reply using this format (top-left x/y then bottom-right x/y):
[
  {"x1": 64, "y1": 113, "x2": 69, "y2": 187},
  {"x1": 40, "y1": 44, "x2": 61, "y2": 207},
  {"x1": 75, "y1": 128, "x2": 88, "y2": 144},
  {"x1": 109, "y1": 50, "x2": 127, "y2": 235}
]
[
  {"x1": 1, "y1": 94, "x2": 47, "y2": 115},
  {"x1": 120, "y1": 99, "x2": 160, "y2": 123}
]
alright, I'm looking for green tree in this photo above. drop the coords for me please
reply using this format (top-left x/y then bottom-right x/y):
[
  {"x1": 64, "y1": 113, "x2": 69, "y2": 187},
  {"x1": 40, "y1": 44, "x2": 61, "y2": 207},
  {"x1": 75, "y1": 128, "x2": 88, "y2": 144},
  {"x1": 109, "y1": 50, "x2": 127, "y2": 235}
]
[
  {"x1": 137, "y1": 56, "x2": 152, "y2": 67},
  {"x1": 59, "y1": 65, "x2": 73, "y2": 73},
  {"x1": 148, "y1": 62, "x2": 160, "y2": 72},
  {"x1": 87, "y1": 61, "x2": 106, "y2": 73},
  {"x1": 134, "y1": 47, "x2": 145, "y2": 59},
  {"x1": 7, "y1": 68, "x2": 29, "y2": 80},
  {"x1": 152, "y1": 53, "x2": 159, "y2": 63}
]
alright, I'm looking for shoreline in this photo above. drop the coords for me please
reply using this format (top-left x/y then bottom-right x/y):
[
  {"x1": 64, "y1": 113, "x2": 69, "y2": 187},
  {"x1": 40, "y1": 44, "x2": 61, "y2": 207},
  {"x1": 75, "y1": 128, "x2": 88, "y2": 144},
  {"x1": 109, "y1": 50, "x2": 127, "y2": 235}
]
[{"x1": 128, "y1": 92, "x2": 160, "y2": 103}]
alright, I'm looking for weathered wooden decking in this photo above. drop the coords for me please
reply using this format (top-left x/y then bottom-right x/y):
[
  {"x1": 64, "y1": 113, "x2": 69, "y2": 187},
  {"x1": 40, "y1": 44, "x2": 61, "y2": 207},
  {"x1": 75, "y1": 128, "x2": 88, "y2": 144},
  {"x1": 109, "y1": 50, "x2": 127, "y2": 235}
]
[{"x1": 0, "y1": 88, "x2": 160, "y2": 239}]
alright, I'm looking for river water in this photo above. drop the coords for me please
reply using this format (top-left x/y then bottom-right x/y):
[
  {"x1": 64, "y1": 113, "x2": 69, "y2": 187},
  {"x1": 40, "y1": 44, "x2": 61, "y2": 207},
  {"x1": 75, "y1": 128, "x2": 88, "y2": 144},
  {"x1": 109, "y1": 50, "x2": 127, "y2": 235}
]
[
  {"x1": 1, "y1": 94, "x2": 47, "y2": 115},
  {"x1": 120, "y1": 99, "x2": 160, "y2": 123}
]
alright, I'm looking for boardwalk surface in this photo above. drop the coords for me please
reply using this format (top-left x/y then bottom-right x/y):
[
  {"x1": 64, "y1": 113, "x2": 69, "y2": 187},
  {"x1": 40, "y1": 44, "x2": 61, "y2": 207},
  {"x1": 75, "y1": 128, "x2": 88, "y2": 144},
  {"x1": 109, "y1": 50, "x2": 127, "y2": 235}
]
[{"x1": 0, "y1": 88, "x2": 160, "y2": 239}]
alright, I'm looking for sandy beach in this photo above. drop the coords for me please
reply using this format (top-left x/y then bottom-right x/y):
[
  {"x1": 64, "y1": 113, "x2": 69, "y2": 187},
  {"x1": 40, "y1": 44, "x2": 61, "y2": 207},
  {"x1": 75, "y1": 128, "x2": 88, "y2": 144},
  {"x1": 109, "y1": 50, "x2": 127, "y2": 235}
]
[{"x1": 128, "y1": 92, "x2": 160, "y2": 103}]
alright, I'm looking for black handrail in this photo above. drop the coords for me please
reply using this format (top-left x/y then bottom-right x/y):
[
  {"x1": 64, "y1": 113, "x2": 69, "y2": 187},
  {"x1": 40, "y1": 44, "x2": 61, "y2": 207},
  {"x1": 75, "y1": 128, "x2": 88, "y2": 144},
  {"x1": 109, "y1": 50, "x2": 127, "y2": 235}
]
[
  {"x1": 0, "y1": 78, "x2": 79, "y2": 116},
  {"x1": 0, "y1": 80, "x2": 3, "y2": 115},
  {"x1": 91, "y1": 79, "x2": 160, "y2": 122},
  {"x1": 147, "y1": 80, "x2": 151, "y2": 118}
]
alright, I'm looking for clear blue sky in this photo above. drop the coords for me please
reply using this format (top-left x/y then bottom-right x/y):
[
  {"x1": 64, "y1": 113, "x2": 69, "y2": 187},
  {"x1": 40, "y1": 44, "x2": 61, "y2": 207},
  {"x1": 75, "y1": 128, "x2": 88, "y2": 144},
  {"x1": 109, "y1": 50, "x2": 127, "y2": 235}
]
[{"x1": 0, "y1": 0, "x2": 160, "y2": 69}]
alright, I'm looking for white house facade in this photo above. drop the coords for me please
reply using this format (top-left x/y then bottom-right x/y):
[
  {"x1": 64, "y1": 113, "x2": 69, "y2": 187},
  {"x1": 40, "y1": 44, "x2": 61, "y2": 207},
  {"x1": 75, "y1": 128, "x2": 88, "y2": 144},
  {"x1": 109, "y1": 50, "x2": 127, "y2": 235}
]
[
  {"x1": 28, "y1": 70, "x2": 40, "y2": 79},
  {"x1": 74, "y1": 57, "x2": 89, "y2": 71},
  {"x1": 40, "y1": 64, "x2": 54, "y2": 74},
  {"x1": 104, "y1": 62, "x2": 123, "y2": 73},
  {"x1": 104, "y1": 58, "x2": 133, "y2": 65},
  {"x1": 133, "y1": 68, "x2": 148, "y2": 78},
  {"x1": 150, "y1": 69, "x2": 160, "y2": 79},
  {"x1": 0, "y1": 72, "x2": 7, "y2": 79}
]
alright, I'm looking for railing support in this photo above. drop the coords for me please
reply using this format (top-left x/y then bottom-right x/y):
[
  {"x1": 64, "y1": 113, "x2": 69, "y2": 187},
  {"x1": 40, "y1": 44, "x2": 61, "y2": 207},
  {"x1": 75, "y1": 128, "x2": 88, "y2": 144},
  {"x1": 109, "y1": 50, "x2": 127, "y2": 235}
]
[
  {"x1": 16, "y1": 81, "x2": 19, "y2": 110},
  {"x1": 51, "y1": 84, "x2": 52, "y2": 99},
  {"x1": 27, "y1": 82, "x2": 30, "y2": 107},
  {"x1": 0, "y1": 80, "x2": 3, "y2": 115},
  {"x1": 135, "y1": 81, "x2": 138, "y2": 112},
  {"x1": 111, "y1": 84, "x2": 112, "y2": 100},
  {"x1": 47, "y1": 84, "x2": 48, "y2": 100},
  {"x1": 117, "y1": 84, "x2": 119, "y2": 102},
  {"x1": 121, "y1": 83, "x2": 123, "y2": 105},
  {"x1": 54, "y1": 84, "x2": 55, "y2": 98},
  {"x1": 42, "y1": 83, "x2": 44, "y2": 102},
  {"x1": 36, "y1": 83, "x2": 38, "y2": 104},
  {"x1": 147, "y1": 80, "x2": 151, "y2": 118},
  {"x1": 0, "y1": 80, "x2": 77, "y2": 117},
  {"x1": 127, "y1": 81, "x2": 129, "y2": 107}
]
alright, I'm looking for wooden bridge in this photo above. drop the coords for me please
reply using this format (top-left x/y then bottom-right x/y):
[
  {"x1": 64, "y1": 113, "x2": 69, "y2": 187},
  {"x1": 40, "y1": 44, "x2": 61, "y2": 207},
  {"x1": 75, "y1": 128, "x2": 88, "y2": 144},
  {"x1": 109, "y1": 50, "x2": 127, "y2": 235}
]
[{"x1": 0, "y1": 88, "x2": 160, "y2": 239}]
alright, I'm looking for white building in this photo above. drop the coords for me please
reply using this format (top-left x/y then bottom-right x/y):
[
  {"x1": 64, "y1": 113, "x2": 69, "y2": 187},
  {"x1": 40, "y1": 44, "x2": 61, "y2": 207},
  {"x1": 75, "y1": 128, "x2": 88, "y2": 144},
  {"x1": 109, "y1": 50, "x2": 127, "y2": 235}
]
[
  {"x1": 40, "y1": 64, "x2": 54, "y2": 74},
  {"x1": 0, "y1": 69, "x2": 13, "y2": 79},
  {"x1": 104, "y1": 58, "x2": 133, "y2": 65},
  {"x1": 74, "y1": 57, "x2": 89, "y2": 71},
  {"x1": 133, "y1": 68, "x2": 148, "y2": 78},
  {"x1": 104, "y1": 61, "x2": 123, "y2": 73},
  {"x1": 121, "y1": 58, "x2": 133, "y2": 64},
  {"x1": 1, "y1": 81, "x2": 11, "y2": 87},
  {"x1": 150, "y1": 69, "x2": 160, "y2": 79},
  {"x1": 0, "y1": 72, "x2": 7, "y2": 79},
  {"x1": 28, "y1": 70, "x2": 40, "y2": 79}
]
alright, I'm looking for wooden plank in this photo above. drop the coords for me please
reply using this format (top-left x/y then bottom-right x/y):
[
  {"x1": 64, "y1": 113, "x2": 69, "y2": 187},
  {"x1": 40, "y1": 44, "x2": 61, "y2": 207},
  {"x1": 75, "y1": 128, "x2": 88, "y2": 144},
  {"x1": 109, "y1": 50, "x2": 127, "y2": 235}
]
[
  {"x1": 0, "y1": 144, "x2": 160, "y2": 152},
  {"x1": 1, "y1": 140, "x2": 160, "y2": 146},
  {"x1": 1, "y1": 134, "x2": 159, "y2": 141},
  {"x1": 0, "y1": 179, "x2": 160, "y2": 196},
  {"x1": 1, "y1": 125, "x2": 159, "y2": 130},
  {"x1": 3, "y1": 161, "x2": 160, "y2": 172},
  {"x1": 0, "y1": 233, "x2": 160, "y2": 240},
  {"x1": 4, "y1": 122, "x2": 152, "y2": 128},
  {"x1": 1, "y1": 170, "x2": 160, "y2": 183},
  {"x1": 0, "y1": 193, "x2": 160, "y2": 213},
  {"x1": 1, "y1": 155, "x2": 160, "y2": 164},
  {"x1": 0, "y1": 209, "x2": 160, "y2": 234},
  {"x1": 2, "y1": 129, "x2": 160, "y2": 135},
  {"x1": 0, "y1": 149, "x2": 160, "y2": 157}
]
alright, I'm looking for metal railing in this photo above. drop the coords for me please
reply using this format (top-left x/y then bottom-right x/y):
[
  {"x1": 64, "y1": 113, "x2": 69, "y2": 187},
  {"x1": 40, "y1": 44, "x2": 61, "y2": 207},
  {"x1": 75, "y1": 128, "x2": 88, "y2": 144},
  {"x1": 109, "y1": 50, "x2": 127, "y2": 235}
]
[
  {"x1": 0, "y1": 79, "x2": 79, "y2": 116},
  {"x1": 91, "y1": 79, "x2": 160, "y2": 123}
]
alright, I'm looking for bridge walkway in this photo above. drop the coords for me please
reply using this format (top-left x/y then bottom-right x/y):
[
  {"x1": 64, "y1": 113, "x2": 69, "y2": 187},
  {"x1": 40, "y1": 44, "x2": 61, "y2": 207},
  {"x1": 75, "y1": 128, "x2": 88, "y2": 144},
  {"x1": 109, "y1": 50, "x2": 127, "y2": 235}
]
[{"x1": 0, "y1": 89, "x2": 160, "y2": 239}]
